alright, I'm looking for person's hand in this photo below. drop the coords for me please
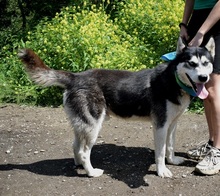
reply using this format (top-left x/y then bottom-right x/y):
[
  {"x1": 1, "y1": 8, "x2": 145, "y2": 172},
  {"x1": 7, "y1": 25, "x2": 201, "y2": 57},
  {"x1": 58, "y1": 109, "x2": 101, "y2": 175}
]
[
  {"x1": 188, "y1": 32, "x2": 204, "y2": 47},
  {"x1": 179, "y1": 26, "x2": 189, "y2": 42}
]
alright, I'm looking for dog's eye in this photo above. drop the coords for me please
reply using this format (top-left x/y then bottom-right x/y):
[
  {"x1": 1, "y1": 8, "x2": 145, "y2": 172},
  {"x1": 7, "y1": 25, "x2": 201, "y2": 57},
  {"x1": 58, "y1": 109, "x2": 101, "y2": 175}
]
[
  {"x1": 188, "y1": 61, "x2": 197, "y2": 67},
  {"x1": 203, "y1": 61, "x2": 210, "y2": 66}
]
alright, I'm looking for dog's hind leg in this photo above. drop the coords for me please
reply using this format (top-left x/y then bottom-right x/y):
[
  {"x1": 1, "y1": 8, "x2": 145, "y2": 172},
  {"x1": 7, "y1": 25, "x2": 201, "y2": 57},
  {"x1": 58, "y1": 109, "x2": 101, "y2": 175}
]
[
  {"x1": 74, "y1": 126, "x2": 104, "y2": 177},
  {"x1": 166, "y1": 119, "x2": 185, "y2": 165},
  {"x1": 73, "y1": 134, "x2": 84, "y2": 166},
  {"x1": 72, "y1": 109, "x2": 106, "y2": 177},
  {"x1": 64, "y1": 89, "x2": 106, "y2": 177}
]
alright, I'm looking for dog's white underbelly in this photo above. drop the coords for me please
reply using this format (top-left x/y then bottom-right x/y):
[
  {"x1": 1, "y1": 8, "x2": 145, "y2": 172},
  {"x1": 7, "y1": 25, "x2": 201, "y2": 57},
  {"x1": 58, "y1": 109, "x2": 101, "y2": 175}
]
[{"x1": 105, "y1": 110, "x2": 151, "y2": 122}]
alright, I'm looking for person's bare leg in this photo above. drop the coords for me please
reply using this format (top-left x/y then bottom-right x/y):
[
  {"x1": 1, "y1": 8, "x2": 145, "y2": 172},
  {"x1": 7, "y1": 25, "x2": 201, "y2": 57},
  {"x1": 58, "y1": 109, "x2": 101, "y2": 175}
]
[
  {"x1": 195, "y1": 74, "x2": 220, "y2": 175},
  {"x1": 205, "y1": 73, "x2": 220, "y2": 148},
  {"x1": 203, "y1": 90, "x2": 214, "y2": 143}
]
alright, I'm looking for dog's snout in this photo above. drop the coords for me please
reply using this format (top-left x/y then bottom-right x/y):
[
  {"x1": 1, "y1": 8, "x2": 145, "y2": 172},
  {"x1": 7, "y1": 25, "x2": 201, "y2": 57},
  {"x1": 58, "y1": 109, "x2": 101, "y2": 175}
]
[{"x1": 198, "y1": 74, "x2": 208, "y2": 82}]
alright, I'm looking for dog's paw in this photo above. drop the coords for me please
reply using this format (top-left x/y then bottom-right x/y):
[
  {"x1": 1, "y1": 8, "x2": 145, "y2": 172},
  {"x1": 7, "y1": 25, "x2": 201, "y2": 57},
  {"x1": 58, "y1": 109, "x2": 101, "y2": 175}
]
[
  {"x1": 172, "y1": 156, "x2": 185, "y2": 165},
  {"x1": 88, "y1": 168, "x2": 104, "y2": 177},
  {"x1": 157, "y1": 167, "x2": 173, "y2": 178},
  {"x1": 168, "y1": 156, "x2": 185, "y2": 165}
]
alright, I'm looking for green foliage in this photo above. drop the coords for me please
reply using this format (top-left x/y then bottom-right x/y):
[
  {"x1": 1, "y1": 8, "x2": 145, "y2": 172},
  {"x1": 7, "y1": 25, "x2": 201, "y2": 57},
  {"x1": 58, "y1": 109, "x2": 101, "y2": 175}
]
[
  {"x1": 116, "y1": 0, "x2": 184, "y2": 65},
  {"x1": 189, "y1": 98, "x2": 204, "y2": 114},
  {"x1": 25, "y1": 5, "x2": 149, "y2": 71},
  {"x1": 0, "y1": 0, "x2": 83, "y2": 49},
  {"x1": 0, "y1": 52, "x2": 35, "y2": 104},
  {"x1": 0, "y1": 0, "x2": 203, "y2": 112}
]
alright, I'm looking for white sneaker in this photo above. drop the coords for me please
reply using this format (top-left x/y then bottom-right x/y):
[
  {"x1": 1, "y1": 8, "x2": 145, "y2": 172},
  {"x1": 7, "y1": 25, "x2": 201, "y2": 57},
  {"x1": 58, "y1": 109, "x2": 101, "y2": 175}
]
[
  {"x1": 187, "y1": 142, "x2": 212, "y2": 160},
  {"x1": 195, "y1": 147, "x2": 220, "y2": 175}
]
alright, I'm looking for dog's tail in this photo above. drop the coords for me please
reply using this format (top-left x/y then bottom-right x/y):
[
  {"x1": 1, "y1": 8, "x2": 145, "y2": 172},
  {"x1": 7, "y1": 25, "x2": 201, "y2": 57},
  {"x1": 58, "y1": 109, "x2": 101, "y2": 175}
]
[{"x1": 18, "y1": 49, "x2": 73, "y2": 88}]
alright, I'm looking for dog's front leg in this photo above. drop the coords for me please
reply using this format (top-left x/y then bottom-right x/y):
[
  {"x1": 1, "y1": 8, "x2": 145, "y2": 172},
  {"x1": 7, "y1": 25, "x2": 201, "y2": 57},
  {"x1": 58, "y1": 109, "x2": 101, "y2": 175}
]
[
  {"x1": 153, "y1": 126, "x2": 173, "y2": 178},
  {"x1": 166, "y1": 120, "x2": 185, "y2": 165}
]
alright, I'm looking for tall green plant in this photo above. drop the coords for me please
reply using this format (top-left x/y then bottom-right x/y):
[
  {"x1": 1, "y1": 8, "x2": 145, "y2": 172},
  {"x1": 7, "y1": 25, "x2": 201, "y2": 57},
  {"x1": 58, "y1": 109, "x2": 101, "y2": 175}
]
[
  {"x1": 25, "y1": 6, "x2": 147, "y2": 71},
  {"x1": 116, "y1": 0, "x2": 184, "y2": 65}
]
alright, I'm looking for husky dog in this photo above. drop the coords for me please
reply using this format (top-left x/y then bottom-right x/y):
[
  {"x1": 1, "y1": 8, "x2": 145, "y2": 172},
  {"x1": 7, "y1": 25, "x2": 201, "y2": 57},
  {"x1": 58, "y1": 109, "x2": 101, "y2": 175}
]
[{"x1": 18, "y1": 37, "x2": 214, "y2": 178}]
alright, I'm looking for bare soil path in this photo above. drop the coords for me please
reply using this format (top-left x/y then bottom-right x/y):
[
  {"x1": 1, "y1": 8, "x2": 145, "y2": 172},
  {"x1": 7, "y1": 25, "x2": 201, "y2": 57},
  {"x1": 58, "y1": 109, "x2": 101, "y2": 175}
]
[{"x1": 0, "y1": 104, "x2": 219, "y2": 196}]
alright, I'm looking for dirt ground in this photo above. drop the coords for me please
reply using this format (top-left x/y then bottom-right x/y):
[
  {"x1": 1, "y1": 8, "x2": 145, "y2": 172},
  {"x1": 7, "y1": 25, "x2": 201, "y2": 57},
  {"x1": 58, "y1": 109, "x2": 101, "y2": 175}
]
[{"x1": 0, "y1": 104, "x2": 220, "y2": 196}]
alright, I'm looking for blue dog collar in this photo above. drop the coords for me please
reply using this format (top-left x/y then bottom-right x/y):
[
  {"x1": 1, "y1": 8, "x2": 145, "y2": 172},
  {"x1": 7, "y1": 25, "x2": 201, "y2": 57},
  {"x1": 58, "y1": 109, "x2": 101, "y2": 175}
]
[
  {"x1": 161, "y1": 51, "x2": 176, "y2": 61},
  {"x1": 175, "y1": 72, "x2": 197, "y2": 97}
]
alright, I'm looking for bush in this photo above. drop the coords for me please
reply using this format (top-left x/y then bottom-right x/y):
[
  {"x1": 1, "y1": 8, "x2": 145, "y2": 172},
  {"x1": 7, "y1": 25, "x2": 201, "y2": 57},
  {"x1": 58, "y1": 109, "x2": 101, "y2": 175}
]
[
  {"x1": 0, "y1": 44, "x2": 39, "y2": 104},
  {"x1": 25, "y1": 6, "x2": 147, "y2": 72},
  {"x1": 116, "y1": 0, "x2": 184, "y2": 65},
  {"x1": 0, "y1": 0, "x2": 186, "y2": 106}
]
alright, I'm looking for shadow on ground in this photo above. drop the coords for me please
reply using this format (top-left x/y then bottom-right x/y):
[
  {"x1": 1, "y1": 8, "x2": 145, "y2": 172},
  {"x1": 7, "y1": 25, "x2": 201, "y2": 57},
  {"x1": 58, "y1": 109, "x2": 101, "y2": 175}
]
[{"x1": 0, "y1": 144, "x2": 197, "y2": 188}]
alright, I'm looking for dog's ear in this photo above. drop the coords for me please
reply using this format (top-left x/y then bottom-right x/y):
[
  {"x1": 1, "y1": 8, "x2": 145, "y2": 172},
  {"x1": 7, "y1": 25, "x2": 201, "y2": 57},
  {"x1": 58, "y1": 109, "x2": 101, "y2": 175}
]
[
  {"x1": 205, "y1": 37, "x2": 215, "y2": 59},
  {"x1": 176, "y1": 37, "x2": 187, "y2": 54}
]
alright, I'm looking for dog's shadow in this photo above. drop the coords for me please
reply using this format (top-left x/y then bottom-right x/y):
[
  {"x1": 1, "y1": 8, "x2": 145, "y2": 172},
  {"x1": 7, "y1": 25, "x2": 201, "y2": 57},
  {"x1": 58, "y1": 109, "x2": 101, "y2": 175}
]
[{"x1": 0, "y1": 144, "x2": 197, "y2": 188}]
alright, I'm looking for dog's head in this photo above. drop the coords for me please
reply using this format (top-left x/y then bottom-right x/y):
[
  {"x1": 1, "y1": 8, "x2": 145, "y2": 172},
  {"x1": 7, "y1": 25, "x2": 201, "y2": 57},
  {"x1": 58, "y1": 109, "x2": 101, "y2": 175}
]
[{"x1": 175, "y1": 37, "x2": 215, "y2": 99}]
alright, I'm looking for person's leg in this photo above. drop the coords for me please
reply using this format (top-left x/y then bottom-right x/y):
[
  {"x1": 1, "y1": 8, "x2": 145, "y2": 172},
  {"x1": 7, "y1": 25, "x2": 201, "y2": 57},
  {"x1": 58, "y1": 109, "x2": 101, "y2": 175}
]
[
  {"x1": 210, "y1": 34, "x2": 220, "y2": 148},
  {"x1": 191, "y1": 74, "x2": 220, "y2": 175},
  {"x1": 205, "y1": 73, "x2": 220, "y2": 149},
  {"x1": 195, "y1": 34, "x2": 220, "y2": 175},
  {"x1": 203, "y1": 97, "x2": 214, "y2": 142}
]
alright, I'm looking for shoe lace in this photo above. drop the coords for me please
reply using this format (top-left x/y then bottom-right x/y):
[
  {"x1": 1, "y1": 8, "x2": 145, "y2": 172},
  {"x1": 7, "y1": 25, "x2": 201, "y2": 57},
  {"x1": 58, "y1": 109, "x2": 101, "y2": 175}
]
[
  {"x1": 194, "y1": 142, "x2": 210, "y2": 159},
  {"x1": 204, "y1": 148, "x2": 220, "y2": 165}
]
